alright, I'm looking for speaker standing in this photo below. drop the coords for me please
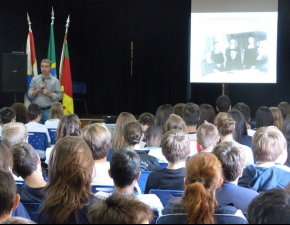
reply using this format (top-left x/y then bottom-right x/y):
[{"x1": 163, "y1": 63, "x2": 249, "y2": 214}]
[{"x1": 27, "y1": 59, "x2": 62, "y2": 124}]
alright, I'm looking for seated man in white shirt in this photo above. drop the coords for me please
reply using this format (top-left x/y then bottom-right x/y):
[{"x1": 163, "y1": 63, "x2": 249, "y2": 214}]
[{"x1": 95, "y1": 148, "x2": 164, "y2": 216}]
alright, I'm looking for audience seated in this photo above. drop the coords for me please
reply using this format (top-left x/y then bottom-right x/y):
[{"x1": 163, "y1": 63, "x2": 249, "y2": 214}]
[
  {"x1": 122, "y1": 122, "x2": 160, "y2": 171},
  {"x1": 247, "y1": 188, "x2": 290, "y2": 224},
  {"x1": 162, "y1": 153, "x2": 245, "y2": 223},
  {"x1": 155, "y1": 104, "x2": 173, "y2": 133},
  {"x1": 172, "y1": 103, "x2": 185, "y2": 118},
  {"x1": 248, "y1": 106, "x2": 273, "y2": 137},
  {"x1": 146, "y1": 125, "x2": 166, "y2": 163},
  {"x1": 216, "y1": 95, "x2": 231, "y2": 112},
  {"x1": 10, "y1": 103, "x2": 29, "y2": 124},
  {"x1": 212, "y1": 141, "x2": 258, "y2": 216},
  {"x1": 0, "y1": 168, "x2": 20, "y2": 222},
  {"x1": 111, "y1": 112, "x2": 136, "y2": 152},
  {"x1": 182, "y1": 102, "x2": 200, "y2": 141},
  {"x1": 197, "y1": 103, "x2": 216, "y2": 128},
  {"x1": 214, "y1": 112, "x2": 254, "y2": 167},
  {"x1": 82, "y1": 123, "x2": 113, "y2": 185},
  {"x1": 138, "y1": 112, "x2": 155, "y2": 148},
  {"x1": 197, "y1": 121, "x2": 219, "y2": 153},
  {"x1": 95, "y1": 148, "x2": 164, "y2": 216},
  {"x1": 44, "y1": 102, "x2": 64, "y2": 130},
  {"x1": 282, "y1": 115, "x2": 290, "y2": 167},
  {"x1": 0, "y1": 216, "x2": 35, "y2": 224},
  {"x1": 45, "y1": 114, "x2": 81, "y2": 165},
  {"x1": 38, "y1": 136, "x2": 101, "y2": 224},
  {"x1": 88, "y1": 193, "x2": 153, "y2": 224},
  {"x1": 0, "y1": 107, "x2": 16, "y2": 136},
  {"x1": 11, "y1": 142, "x2": 47, "y2": 203},
  {"x1": 145, "y1": 129, "x2": 189, "y2": 194},
  {"x1": 269, "y1": 106, "x2": 284, "y2": 131},
  {"x1": 25, "y1": 103, "x2": 51, "y2": 153},
  {"x1": 238, "y1": 126, "x2": 290, "y2": 192},
  {"x1": 277, "y1": 101, "x2": 290, "y2": 119}
]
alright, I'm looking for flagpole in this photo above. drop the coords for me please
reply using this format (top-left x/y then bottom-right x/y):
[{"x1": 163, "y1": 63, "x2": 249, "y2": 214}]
[{"x1": 59, "y1": 15, "x2": 70, "y2": 82}]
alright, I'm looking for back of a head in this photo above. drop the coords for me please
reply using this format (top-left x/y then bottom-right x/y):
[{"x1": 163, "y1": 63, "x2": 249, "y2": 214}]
[
  {"x1": 11, "y1": 143, "x2": 37, "y2": 179},
  {"x1": 88, "y1": 193, "x2": 153, "y2": 224},
  {"x1": 49, "y1": 102, "x2": 64, "y2": 119},
  {"x1": 232, "y1": 102, "x2": 251, "y2": 122},
  {"x1": 269, "y1": 107, "x2": 284, "y2": 131},
  {"x1": 197, "y1": 103, "x2": 216, "y2": 127},
  {"x1": 216, "y1": 95, "x2": 231, "y2": 112},
  {"x1": 82, "y1": 123, "x2": 111, "y2": 160},
  {"x1": 255, "y1": 106, "x2": 274, "y2": 128},
  {"x1": 173, "y1": 103, "x2": 185, "y2": 118},
  {"x1": 27, "y1": 103, "x2": 41, "y2": 121},
  {"x1": 0, "y1": 217, "x2": 36, "y2": 224},
  {"x1": 253, "y1": 126, "x2": 286, "y2": 163},
  {"x1": 214, "y1": 112, "x2": 235, "y2": 137},
  {"x1": 1, "y1": 122, "x2": 28, "y2": 148},
  {"x1": 247, "y1": 188, "x2": 290, "y2": 224},
  {"x1": 165, "y1": 114, "x2": 187, "y2": 133},
  {"x1": 44, "y1": 136, "x2": 94, "y2": 223},
  {"x1": 10, "y1": 103, "x2": 28, "y2": 123},
  {"x1": 112, "y1": 112, "x2": 136, "y2": 150},
  {"x1": 138, "y1": 112, "x2": 155, "y2": 127},
  {"x1": 0, "y1": 144, "x2": 13, "y2": 170},
  {"x1": 282, "y1": 115, "x2": 290, "y2": 164},
  {"x1": 197, "y1": 121, "x2": 219, "y2": 149},
  {"x1": 0, "y1": 168, "x2": 16, "y2": 219},
  {"x1": 0, "y1": 107, "x2": 16, "y2": 124},
  {"x1": 110, "y1": 148, "x2": 140, "y2": 188},
  {"x1": 145, "y1": 125, "x2": 163, "y2": 146},
  {"x1": 182, "y1": 102, "x2": 200, "y2": 126},
  {"x1": 228, "y1": 109, "x2": 248, "y2": 143},
  {"x1": 161, "y1": 129, "x2": 190, "y2": 163},
  {"x1": 154, "y1": 104, "x2": 173, "y2": 129},
  {"x1": 56, "y1": 114, "x2": 81, "y2": 141},
  {"x1": 212, "y1": 141, "x2": 245, "y2": 182},
  {"x1": 277, "y1": 101, "x2": 290, "y2": 119},
  {"x1": 183, "y1": 153, "x2": 223, "y2": 224},
  {"x1": 122, "y1": 122, "x2": 143, "y2": 146}
]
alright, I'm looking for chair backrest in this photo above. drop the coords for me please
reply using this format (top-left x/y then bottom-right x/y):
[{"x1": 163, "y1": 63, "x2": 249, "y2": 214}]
[
  {"x1": 22, "y1": 202, "x2": 41, "y2": 223},
  {"x1": 47, "y1": 128, "x2": 57, "y2": 145},
  {"x1": 159, "y1": 163, "x2": 168, "y2": 169},
  {"x1": 72, "y1": 82, "x2": 86, "y2": 95},
  {"x1": 149, "y1": 189, "x2": 184, "y2": 207},
  {"x1": 91, "y1": 185, "x2": 114, "y2": 194},
  {"x1": 137, "y1": 171, "x2": 151, "y2": 194},
  {"x1": 28, "y1": 132, "x2": 48, "y2": 151},
  {"x1": 214, "y1": 214, "x2": 248, "y2": 224}
]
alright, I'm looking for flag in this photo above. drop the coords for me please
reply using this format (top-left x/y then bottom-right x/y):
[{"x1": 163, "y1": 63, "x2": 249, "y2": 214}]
[
  {"x1": 48, "y1": 22, "x2": 57, "y2": 77},
  {"x1": 59, "y1": 17, "x2": 74, "y2": 115},
  {"x1": 25, "y1": 14, "x2": 38, "y2": 107}
]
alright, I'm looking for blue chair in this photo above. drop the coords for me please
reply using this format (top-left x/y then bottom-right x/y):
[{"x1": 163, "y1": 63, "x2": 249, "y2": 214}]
[
  {"x1": 44, "y1": 168, "x2": 49, "y2": 182},
  {"x1": 159, "y1": 163, "x2": 168, "y2": 169},
  {"x1": 22, "y1": 202, "x2": 41, "y2": 223},
  {"x1": 149, "y1": 189, "x2": 184, "y2": 207},
  {"x1": 27, "y1": 132, "x2": 48, "y2": 160},
  {"x1": 72, "y1": 82, "x2": 88, "y2": 117},
  {"x1": 91, "y1": 185, "x2": 114, "y2": 194},
  {"x1": 47, "y1": 128, "x2": 57, "y2": 145},
  {"x1": 137, "y1": 171, "x2": 151, "y2": 194}
]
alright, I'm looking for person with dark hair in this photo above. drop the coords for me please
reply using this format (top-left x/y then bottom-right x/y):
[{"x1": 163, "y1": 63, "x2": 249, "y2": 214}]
[
  {"x1": 277, "y1": 101, "x2": 290, "y2": 119},
  {"x1": 88, "y1": 193, "x2": 153, "y2": 224},
  {"x1": 211, "y1": 42, "x2": 225, "y2": 71},
  {"x1": 216, "y1": 95, "x2": 231, "y2": 112},
  {"x1": 122, "y1": 122, "x2": 160, "y2": 171},
  {"x1": 82, "y1": 123, "x2": 113, "y2": 185},
  {"x1": 182, "y1": 102, "x2": 200, "y2": 141},
  {"x1": 247, "y1": 188, "x2": 290, "y2": 224},
  {"x1": 154, "y1": 104, "x2": 173, "y2": 133},
  {"x1": 225, "y1": 38, "x2": 239, "y2": 60},
  {"x1": 45, "y1": 114, "x2": 81, "y2": 165},
  {"x1": 0, "y1": 107, "x2": 16, "y2": 138},
  {"x1": 213, "y1": 141, "x2": 258, "y2": 216},
  {"x1": 38, "y1": 136, "x2": 101, "y2": 224},
  {"x1": 238, "y1": 126, "x2": 290, "y2": 192},
  {"x1": 197, "y1": 103, "x2": 216, "y2": 128},
  {"x1": 224, "y1": 49, "x2": 243, "y2": 71},
  {"x1": 27, "y1": 59, "x2": 62, "y2": 124},
  {"x1": 228, "y1": 109, "x2": 252, "y2": 149},
  {"x1": 162, "y1": 153, "x2": 245, "y2": 223},
  {"x1": 10, "y1": 103, "x2": 29, "y2": 124},
  {"x1": 25, "y1": 103, "x2": 51, "y2": 156},
  {"x1": 248, "y1": 106, "x2": 273, "y2": 137},
  {"x1": 282, "y1": 115, "x2": 290, "y2": 167},
  {"x1": 145, "y1": 129, "x2": 189, "y2": 194},
  {"x1": 232, "y1": 102, "x2": 252, "y2": 129},
  {"x1": 146, "y1": 125, "x2": 165, "y2": 163},
  {"x1": 164, "y1": 114, "x2": 187, "y2": 133},
  {"x1": 95, "y1": 148, "x2": 163, "y2": 216},
  {"x1": 11, "y1": 142, "x2": 47, "y2": 203},
  {"x1": 138, "y1": 112, "x2": 155, "y2": 148},
  {"x1": 0, "y1": 168, "x2": 20, "y2": 222},
  {"x1": 173, "y1": 103, "x2": 185, "y2": 118}
]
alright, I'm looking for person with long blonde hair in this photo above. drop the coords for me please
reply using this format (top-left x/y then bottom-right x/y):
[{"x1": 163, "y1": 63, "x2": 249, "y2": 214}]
[{"x1": 269, "y1": 106, "x2": 284, "y2": 131}]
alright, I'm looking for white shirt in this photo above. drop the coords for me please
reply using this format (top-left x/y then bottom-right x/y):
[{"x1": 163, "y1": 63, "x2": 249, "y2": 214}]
[
  {"x1": 237, "y1": 142, "x2": 254, "y2": 167},
  {"x1": 148, "y1": 147, "x2": 168, "y2": 163},
  {"x1": 91, "y1": 162, "x2": 114, "y2": 185},
  {"x1": 25, "y1": 121, "x2": 51, "y2": 142},
  {"x1": 247, "y1": 129, "x2": 256, "y2": 137},
  {"x1": 45, "y1": 146, "x2": 53, "y2": 165},
  {"x1": 45, "y1": 119, "x2": 60, "y2": 129}
]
